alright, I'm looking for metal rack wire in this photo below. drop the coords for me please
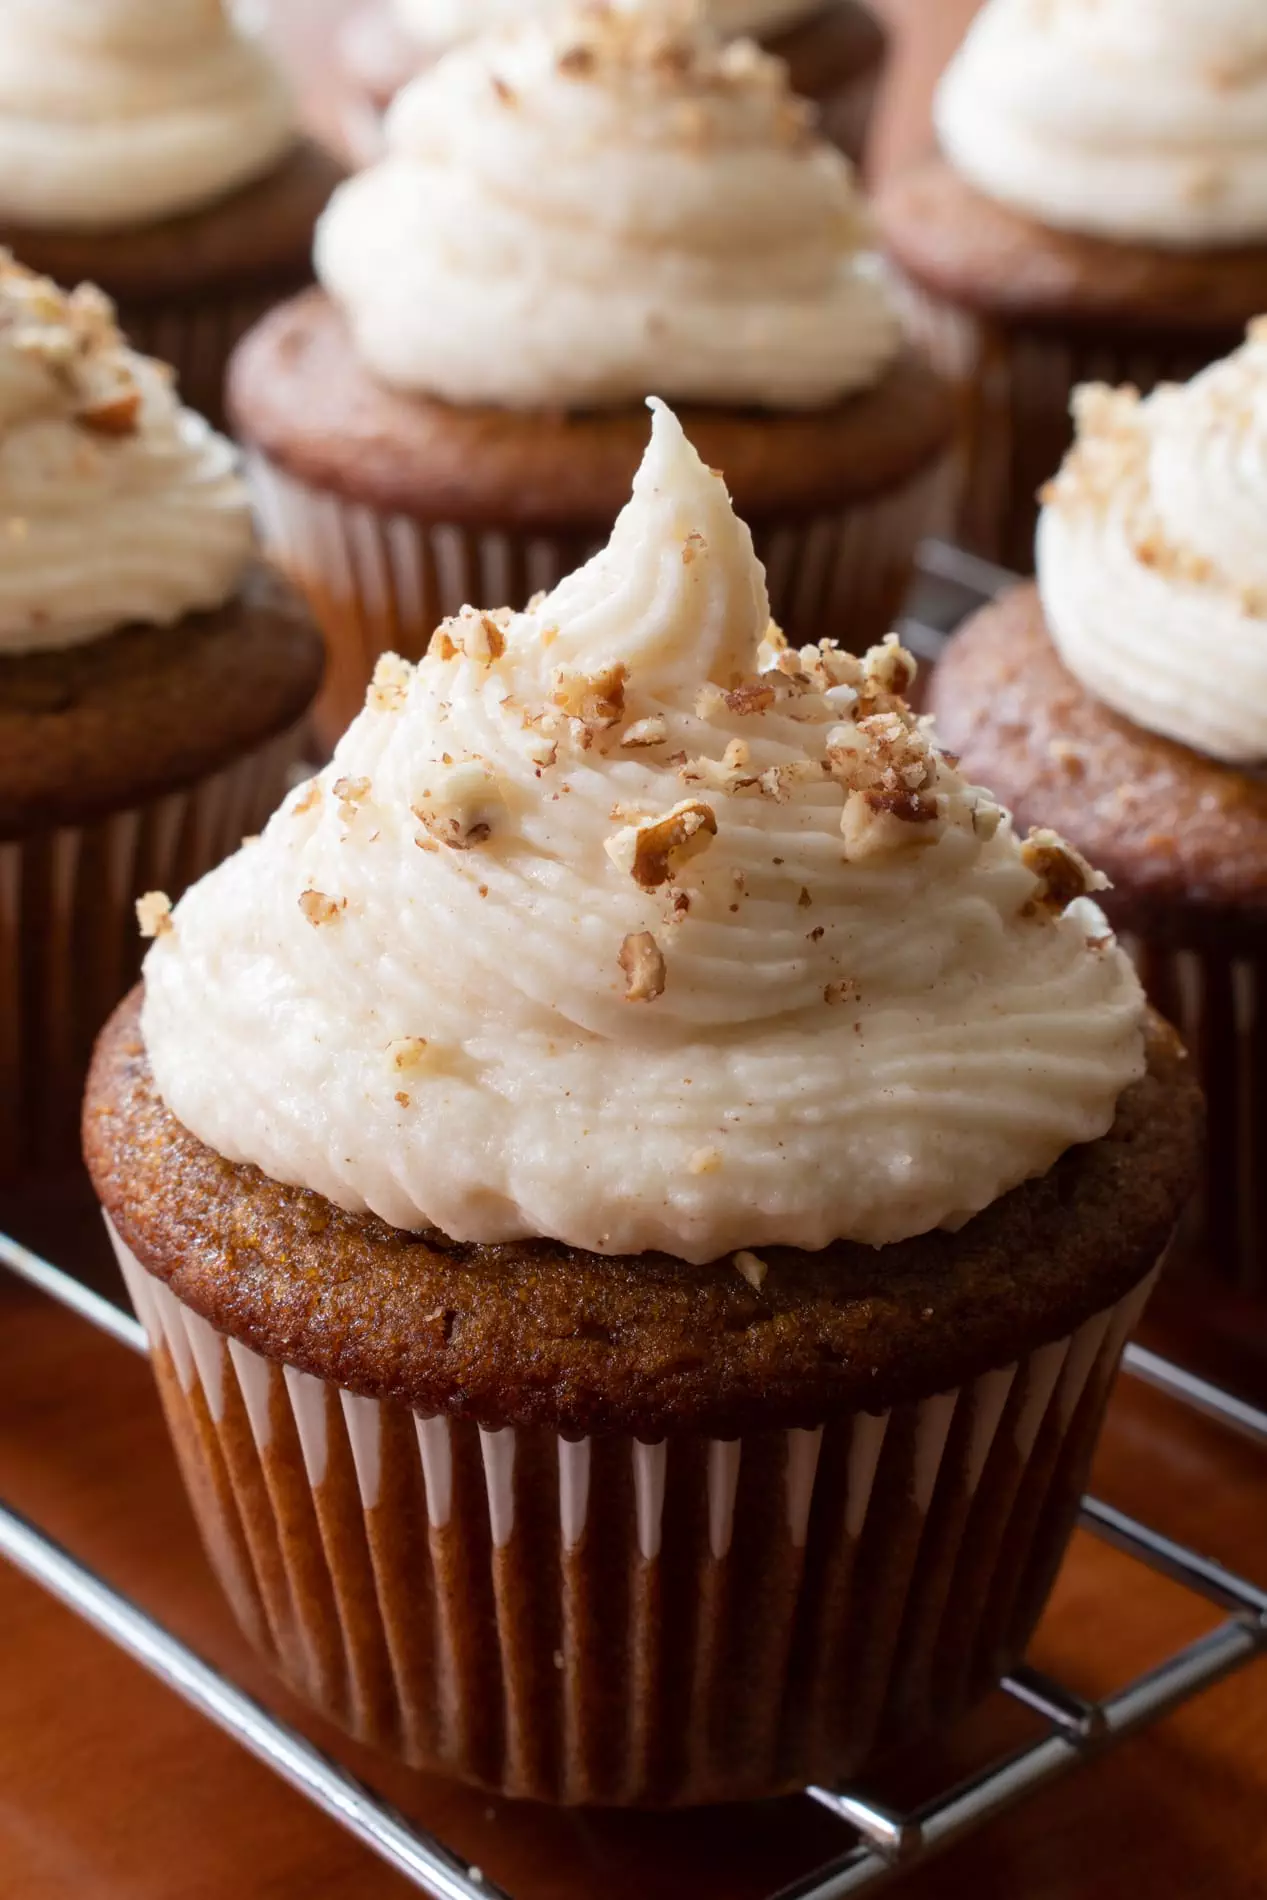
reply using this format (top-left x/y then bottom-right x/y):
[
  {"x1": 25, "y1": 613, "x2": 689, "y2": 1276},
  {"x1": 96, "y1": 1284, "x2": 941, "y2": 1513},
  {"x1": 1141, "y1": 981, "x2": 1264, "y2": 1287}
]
[
  {"x1": 3, "y1": 543, "x2": 1265, "y2": 1897},
  {"x1": 2, "y1": 1226, "x2": 1265, "y2": 1900}
]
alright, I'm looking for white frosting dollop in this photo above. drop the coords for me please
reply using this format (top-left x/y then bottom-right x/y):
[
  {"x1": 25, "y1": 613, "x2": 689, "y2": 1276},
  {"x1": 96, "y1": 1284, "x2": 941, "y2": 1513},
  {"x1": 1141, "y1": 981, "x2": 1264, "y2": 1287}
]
[
  {"x1": 393, "y1": 0, "x2": 821, "y2": 57},
  {"x1": 1037, "y1": 322, "x2": 1267, "y2": 764},
  {"x1": 936, "y1": 0, "x2": 1267, "y2": 248},
  {"x1": 142, "y1": 401, "x2": 1145, "y2": 1264},
  {"x1": 0, "y1": 0, "x2": 296, "y2": 230},
  {"x1": 316, "y1": 4, "x2": 898, "y2": 409},
  {"x1": 0, "y1": 256, "x2": 254, "y2": 654}
]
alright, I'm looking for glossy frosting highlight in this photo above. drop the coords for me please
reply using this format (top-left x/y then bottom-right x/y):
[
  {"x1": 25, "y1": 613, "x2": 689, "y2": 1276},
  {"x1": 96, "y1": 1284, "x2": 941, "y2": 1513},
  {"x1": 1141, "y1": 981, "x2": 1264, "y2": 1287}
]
[
  {"x1": 0, "y1": 0, "x2": 296, "y2": 230},
  {"x1": 0, "y1": 255, "x2": 254, "y2": 653},
  {"x1": 317, "y1": 2, "x2": 898, "y2": 409},
  {"x1": 142, "y1": 401, "x2": 1145, "y2": 1263},
  {"x1": 1038, "y1": 322, "x2": 1267, "y2": 764},
  {"x1": 936, "y1": 0, "x2": 1267, "y2": 248}
]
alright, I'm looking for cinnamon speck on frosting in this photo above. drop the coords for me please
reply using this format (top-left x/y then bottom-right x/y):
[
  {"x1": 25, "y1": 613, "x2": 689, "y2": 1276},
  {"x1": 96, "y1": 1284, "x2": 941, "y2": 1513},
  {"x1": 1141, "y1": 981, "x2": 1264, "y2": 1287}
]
[
  {"x1": 618, "y1": 930, "x2": 666, "y2": 1002},
  {"x1": 136, "y1": 891, "x2": 173, "y2": 940}
]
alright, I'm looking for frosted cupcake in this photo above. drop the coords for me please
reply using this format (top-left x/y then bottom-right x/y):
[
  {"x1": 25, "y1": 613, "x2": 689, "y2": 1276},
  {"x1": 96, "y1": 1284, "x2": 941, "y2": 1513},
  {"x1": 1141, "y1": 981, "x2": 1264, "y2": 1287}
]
[
  {"x1": 0, "y1": 256, "x2": 322, "y2": 1179},
  {"x1": 0, "y1": 0, "x2": 342, "y2": 425},
  {"x1": 334, "y1": 0, "x2": 888, "y2": 169},
  {"x1": 932, "y1": 324, "x2": 1267, "y2": 1289},
  {"x1": 877, "y1": 0, "x2": 1267, "y2": 569},
  {"x1": 230, "y1": 1, "x2": 953, "y2": 751},
  {"x1": 85, "y1": 401, "x2": 1198, "y2": 1806}
]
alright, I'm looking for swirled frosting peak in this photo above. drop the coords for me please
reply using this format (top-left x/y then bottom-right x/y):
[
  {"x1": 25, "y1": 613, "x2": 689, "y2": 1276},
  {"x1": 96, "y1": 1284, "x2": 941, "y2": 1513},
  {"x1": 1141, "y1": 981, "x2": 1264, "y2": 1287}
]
[
  {"x1": 1038, "y1": 321, "x2": 1267, "y2": 763},
  {"x1": 0, "y1": 0, "x2": 296, "y2": 230},
  {"x1": 936, "y1": 0, "x2": 1267, "y2": 247},
  {"x1": 394, "y1": 0, "x2": 821, "y2": 54},
  {"x1": 316, "y1": 1, "x2": 898, "y2": 408},
  {"x1": 0, "y1": 254, "x2": 254, "y2": 653},
  {"x1": 141, "y1": 401, "x2": 1145, "y2": 1264}
]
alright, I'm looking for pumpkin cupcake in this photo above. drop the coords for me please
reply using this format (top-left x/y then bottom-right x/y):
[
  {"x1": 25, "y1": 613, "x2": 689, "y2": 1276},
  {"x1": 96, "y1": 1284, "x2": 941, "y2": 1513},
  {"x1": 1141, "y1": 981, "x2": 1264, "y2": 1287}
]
[
  {"x1": 0, "y1": 0, "x2": 342, "y2": 426},
  {"x1": 334, "y1": 0, "x2": 888, "y2": 169},
  {"x1": 0, "y1": 255, "x2": 323, "y2": 1180},
  {"x1": 231, "y1": 0, "x2": 953, "y2": 754},
  {"x1": 85, "y1": 401, "x2": 1199, "y2": 1807},
  {"x1": 876, "y1": 0, "x2": 1267, "y2": 570},
  {"x1": 931, "y1": 324, "x2": 1267, "y2": 1290}
]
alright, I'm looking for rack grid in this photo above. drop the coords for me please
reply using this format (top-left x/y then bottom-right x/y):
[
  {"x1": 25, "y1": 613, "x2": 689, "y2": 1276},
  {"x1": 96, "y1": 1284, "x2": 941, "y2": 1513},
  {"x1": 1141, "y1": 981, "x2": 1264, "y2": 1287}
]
[{"x1": 3, "y1": 542, "x2": 1265, "y2": 1898}]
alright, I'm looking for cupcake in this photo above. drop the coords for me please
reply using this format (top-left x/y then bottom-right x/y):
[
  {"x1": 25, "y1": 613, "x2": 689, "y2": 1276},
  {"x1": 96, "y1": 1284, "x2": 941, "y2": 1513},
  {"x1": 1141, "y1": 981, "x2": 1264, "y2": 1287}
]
[
  {"x1": 84, "y1": 401, "x2": 1200, "y2": 1806},
  {"x1": 931, "y1": 325, "x2": 1267, "y2": 1291},
  {"x1": 876, "y1": 0, "x2": 1267, "y2": 570},
  {"x1": 334, "y1": 0, "x2": 888, "y2": 170},
  {"x1": 0, "y1": 0, "x2": 343, "y2": 427},
  {"x1": 231, "y1": 1, "x2": 954, "y2": 754},
  {"x1": 0, "y1": 256, "x2": 323, "y2": 1181}
]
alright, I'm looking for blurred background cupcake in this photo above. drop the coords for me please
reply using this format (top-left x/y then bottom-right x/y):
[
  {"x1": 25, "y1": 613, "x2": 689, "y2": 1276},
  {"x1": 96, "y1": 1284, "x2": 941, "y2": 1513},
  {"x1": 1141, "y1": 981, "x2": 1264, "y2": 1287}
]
[
  {"x1": 0, "y1": 0, "x2": 343, "y2": 426},
  {"x1": 0, "y1": 256, "x2": 323, "y2": 1181},
  {"x1": 333, "y1": 0, "x2": 889, "y2": 170},
  {"x1": 86, "y1": 403, "x2": 1198, "y2": 1806},
  {"x1": 231, "y1": 0, "x2": 954, "y2": 751},
  {"x1": 877, "y1": 0, "x2": 1267, "y2": 570},
  {"x1": 931, "y1": 325, "x2": 1267, "y2": 1298}
]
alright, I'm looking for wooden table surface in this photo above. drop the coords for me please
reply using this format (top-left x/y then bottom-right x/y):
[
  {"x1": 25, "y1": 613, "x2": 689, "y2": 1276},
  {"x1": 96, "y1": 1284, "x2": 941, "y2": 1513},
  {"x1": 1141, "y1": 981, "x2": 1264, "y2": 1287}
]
[{"x1": 6, "y1": 3, "x2": 1267, "y2": 1896}]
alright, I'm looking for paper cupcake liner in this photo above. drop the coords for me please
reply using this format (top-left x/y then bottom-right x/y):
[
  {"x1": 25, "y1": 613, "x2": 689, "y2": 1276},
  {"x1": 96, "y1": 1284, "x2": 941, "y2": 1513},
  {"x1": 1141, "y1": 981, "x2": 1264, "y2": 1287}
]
[
  {"x1": 249, "y1": 453, "x2": 948, "y2": 756},
  {"x1": 119, "y1": 287, "x2": 304, "y2": 432},
  {"x1": 1126, "y1": 935, "x2": 1267, "y2": 1292},
  {"x1": 0, "y1": 727, "x2": 304, "y2": 1183},
  {"x1": 109, "y1": 1222, "x2": 1155, "y2": 1805},
  {"x1": 894, "y1": 283, "x2": 1240, "y2": 571}
]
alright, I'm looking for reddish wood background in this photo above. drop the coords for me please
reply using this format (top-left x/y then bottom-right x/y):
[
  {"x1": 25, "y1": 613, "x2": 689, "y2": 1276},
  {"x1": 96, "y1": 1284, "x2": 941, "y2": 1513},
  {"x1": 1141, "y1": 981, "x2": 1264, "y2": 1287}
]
[{"x1": 4, "y1": 5, "x2": 1267, "y2": 1897}]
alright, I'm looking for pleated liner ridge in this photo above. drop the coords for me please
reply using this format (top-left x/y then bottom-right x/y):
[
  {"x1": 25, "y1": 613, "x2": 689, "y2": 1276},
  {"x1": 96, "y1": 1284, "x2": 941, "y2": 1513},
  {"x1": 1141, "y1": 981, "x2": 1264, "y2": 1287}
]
[
  {"x1": 110, "y1": 1225, "x2": 1157, "y2": 1806},
  {"x1": 0, "y1": 726, "x2": 303, "y2": 1180},
  {"x1": 892, "y1": 278, "x2": 1241, "y2": 573},
  {"x1": 247, "y1": 452, "x2": 949, "y2": 757},
  {"x1": 1128, "y1": 936, "x2": 1267, "y2": 1293}
]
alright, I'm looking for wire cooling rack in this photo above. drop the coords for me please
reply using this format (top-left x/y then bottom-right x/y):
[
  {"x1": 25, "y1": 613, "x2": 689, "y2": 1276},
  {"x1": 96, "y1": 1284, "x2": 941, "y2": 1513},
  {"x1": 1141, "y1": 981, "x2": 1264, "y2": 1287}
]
[{"x1": 2, "y1": 543, "x2": 1265, "y2": 1898}]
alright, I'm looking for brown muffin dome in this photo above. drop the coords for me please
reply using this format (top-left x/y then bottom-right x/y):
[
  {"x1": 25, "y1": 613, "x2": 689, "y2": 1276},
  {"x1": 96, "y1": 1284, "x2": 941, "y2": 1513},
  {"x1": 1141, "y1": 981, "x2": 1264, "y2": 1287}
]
[
  {"x1": 0, "y1": 561, "x2": 324, "y2": 839},
  {"x1": 930, "y1": 584, "x2": 1267, "y2": 936},
  {"x1": 876, "y1": 158, "x2": 1267, "y2": 334},
  {"x1": 86, "y1": 988, "x2": 1202, "y2": 1440},
  {"x1": 227, "y1": 289, "x2": 957, "y2": 531}
]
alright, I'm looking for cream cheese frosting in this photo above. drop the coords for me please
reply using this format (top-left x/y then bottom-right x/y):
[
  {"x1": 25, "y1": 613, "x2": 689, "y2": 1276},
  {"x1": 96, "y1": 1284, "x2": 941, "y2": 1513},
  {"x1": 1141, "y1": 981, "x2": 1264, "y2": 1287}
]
[
  {"x1": 0, "y1": 256, "x2": 254, "y2": 654},
  {"x1": 392, "y1": 0, "x2": 822, "y2": 57},
  {"x1": 141, "y1": 400, "x2": 1145, "y2": 1264},
  {"x1": 936, "y1": 0, "x2": 1267, "y2": 248},
  {"x1": 316, "y1": 2, "x2": 899, "y2": 410},
  {"x1": 0, "y1": 0, "x2": 296, "y2": 231},
  {"x1": 1037, "y1": 322, "x2": 1267, "y2": 764}
]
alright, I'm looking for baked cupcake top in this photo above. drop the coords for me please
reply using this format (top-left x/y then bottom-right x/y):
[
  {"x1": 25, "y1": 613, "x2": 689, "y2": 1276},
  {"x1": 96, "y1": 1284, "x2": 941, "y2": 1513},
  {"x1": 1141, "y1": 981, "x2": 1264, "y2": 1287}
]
[
  {"x1": 1037, "y1": 320, "x2": 1267, "y2": 764},
  {"x1": 0, "y1": 254, "x2": 253, "y2": 654},
  {"x1": 936, "y1": 0, "x2": 1267, "y2": 248},
  {"x1": 140, "y1": 400, "x2": 1144, "y2": 1265},
  {"x1": 0, "y1": 0, "x2": 296, "y2": 231},
  {"x1": 393, "y1": 0, "x2": 823, "y2": 54},
  {"x1": 315, "y1": 0, "x2": 899, "y2": 409}
]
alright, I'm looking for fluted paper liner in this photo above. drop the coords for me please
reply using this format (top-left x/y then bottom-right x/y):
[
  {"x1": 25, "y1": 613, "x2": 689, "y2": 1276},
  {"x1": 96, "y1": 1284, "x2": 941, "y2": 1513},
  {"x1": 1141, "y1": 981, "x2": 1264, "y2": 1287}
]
[
  {"x1": 121, "y1": 289, "x2": 303, "y2": 433},
  {"x1": 248, "y1": 452, "x2": 948, "y2": 756},
  {"x1": 0, "y1": 728, "x2": 304, "y2": 1181},
  {"x1": 109, "y1": 1223, "x2": 1156, "y2": 1805},
  {"x1": 1126, "y1": 936, "x2": 1267, "y2": 1292},
  {"x1": 894, "y1": 282, "x2": 1240, "y2": 572}
]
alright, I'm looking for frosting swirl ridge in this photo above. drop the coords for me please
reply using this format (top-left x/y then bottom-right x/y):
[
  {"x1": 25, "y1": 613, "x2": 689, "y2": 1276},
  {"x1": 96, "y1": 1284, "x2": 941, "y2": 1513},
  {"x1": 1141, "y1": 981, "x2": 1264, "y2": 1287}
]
[
  {"x1": 316, "y1": 3, "x2": 898, "y2": 409},
  {"x1": 141, "y1": 401, "x2": 1145, "y2": 1263},
  {"x1": 936, "y1": 0, "x2": 1267, "y2": 248},
  {"x1": 1038, "y1": 321, "x2": 1267, "y2": 764},
  {"x1": 0, "y1": 0, "x2": 296, "y2": 230},
  {"x1": 0, "y1": 256, "x2": 255, "y2": 653}
]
